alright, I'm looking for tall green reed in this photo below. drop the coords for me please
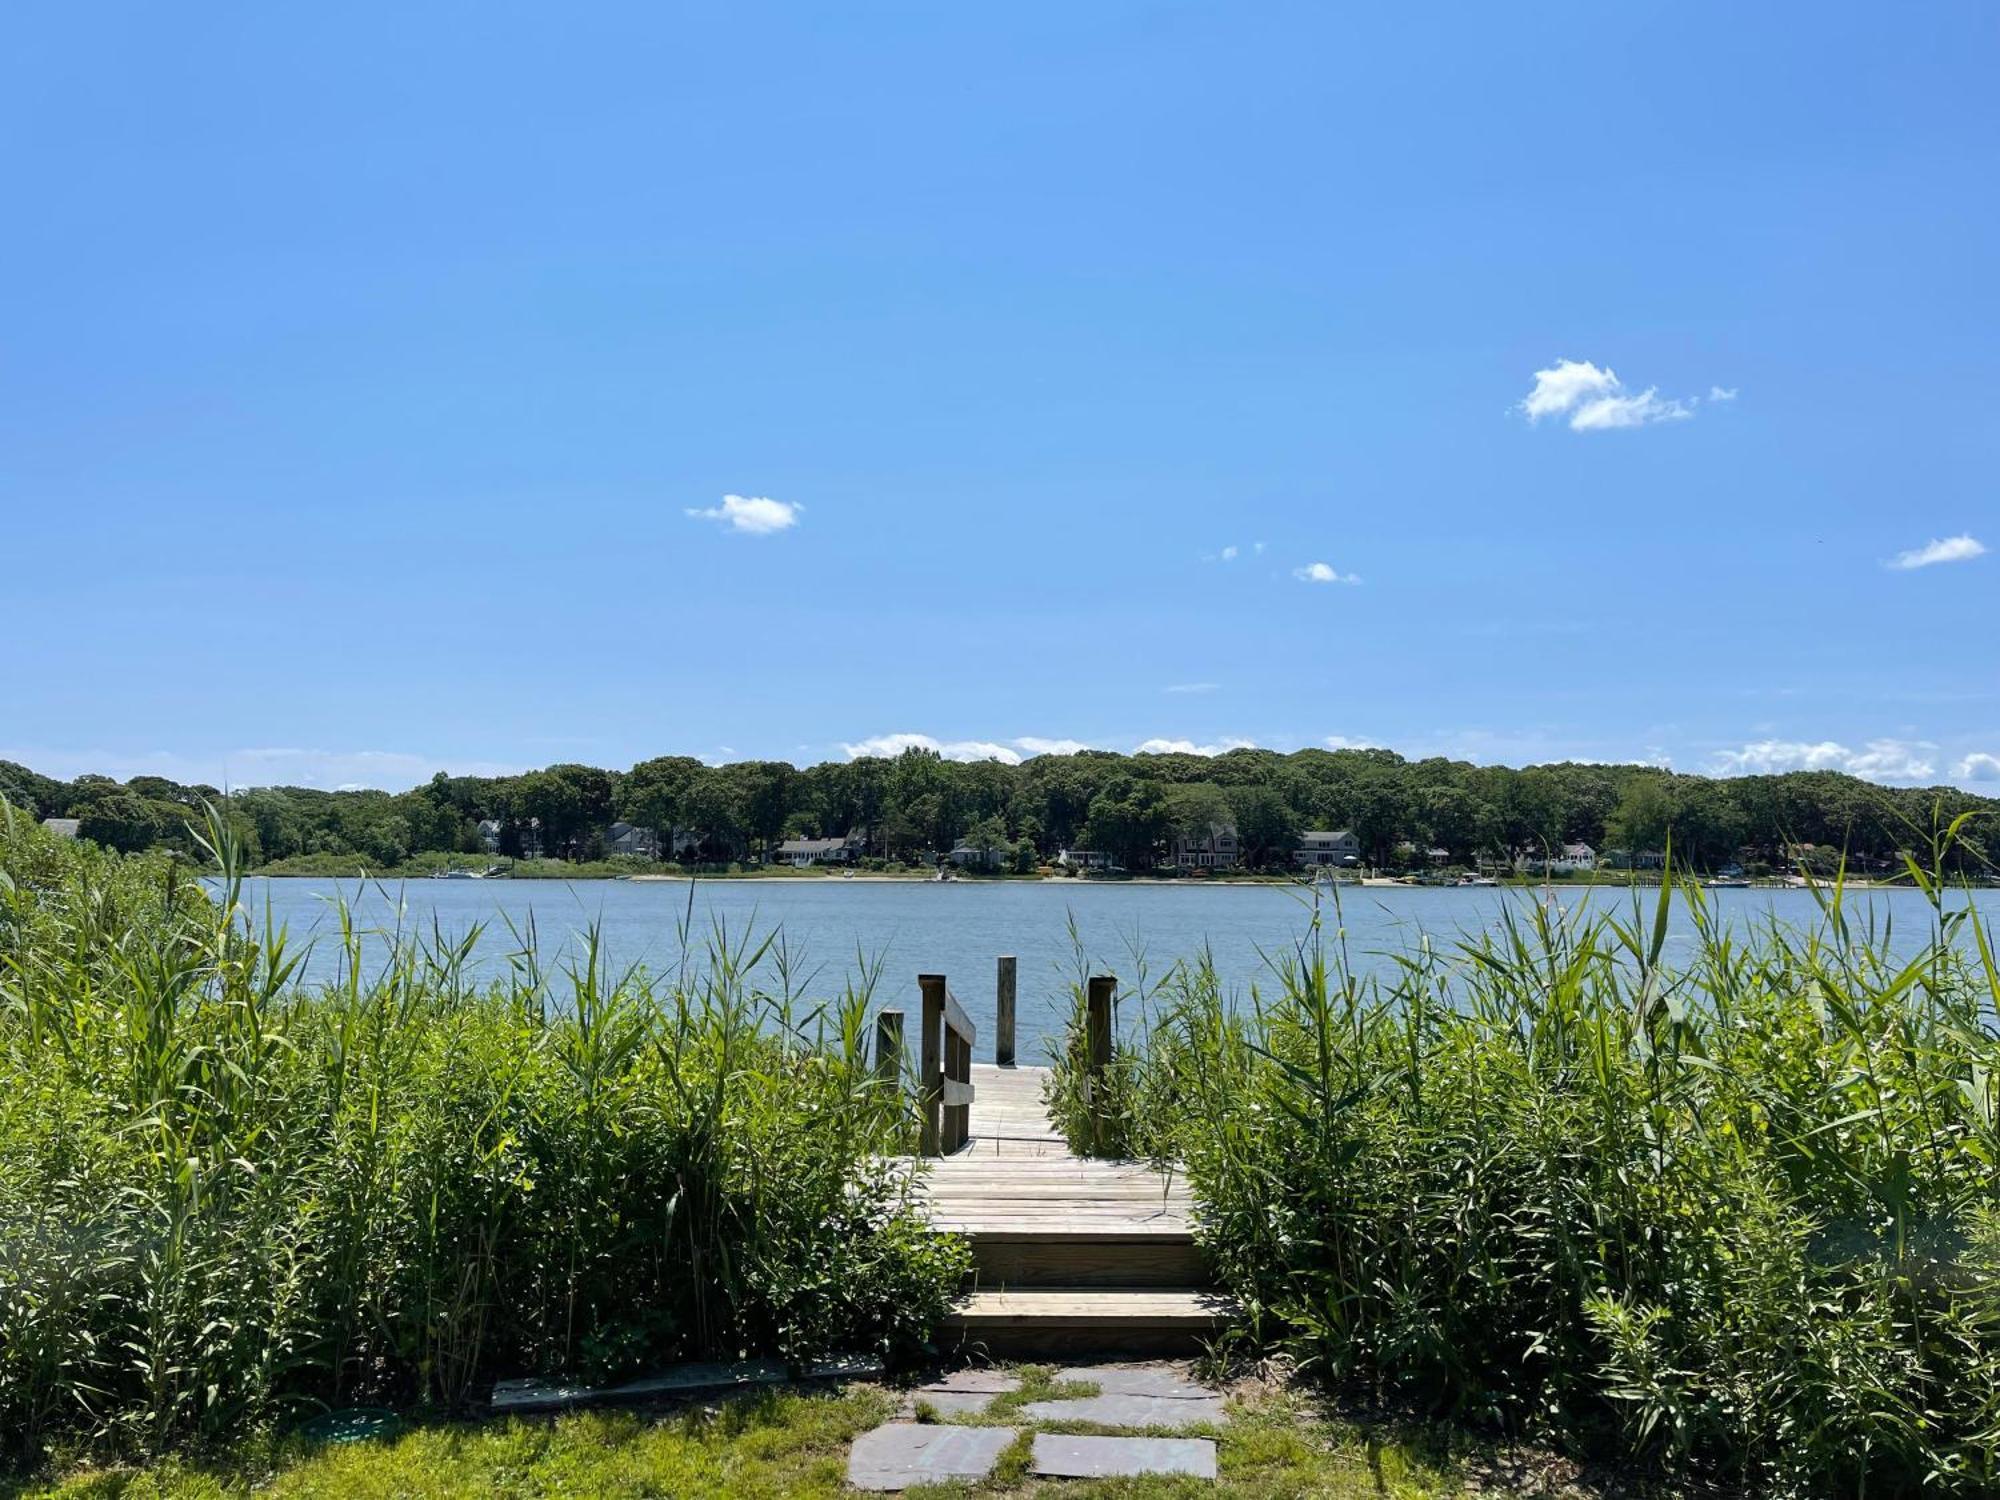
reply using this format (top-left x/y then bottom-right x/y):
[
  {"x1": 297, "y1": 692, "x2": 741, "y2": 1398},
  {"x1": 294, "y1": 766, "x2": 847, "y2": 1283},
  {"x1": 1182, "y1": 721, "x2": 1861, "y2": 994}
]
[
  {"x1": 1066, "y1": 827, "x2": 2000, "y2": 1496},
  {"x1": 0, "y1": 803, "x2": 964, "y2": 1466}
]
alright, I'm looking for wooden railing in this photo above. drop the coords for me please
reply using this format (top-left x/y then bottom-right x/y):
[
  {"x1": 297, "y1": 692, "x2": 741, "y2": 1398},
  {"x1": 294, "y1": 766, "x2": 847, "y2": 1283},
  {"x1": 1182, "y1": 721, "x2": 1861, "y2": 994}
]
[
  {"x1": 919, "y1": 974, "x2": 976, "y2": 1155},
  {"x1": 872, "y1": 960, "x2": 1105, "y2": 1154},
  {"x1": 874, "y1": 976, "x2": 979, "y2": 1157}
]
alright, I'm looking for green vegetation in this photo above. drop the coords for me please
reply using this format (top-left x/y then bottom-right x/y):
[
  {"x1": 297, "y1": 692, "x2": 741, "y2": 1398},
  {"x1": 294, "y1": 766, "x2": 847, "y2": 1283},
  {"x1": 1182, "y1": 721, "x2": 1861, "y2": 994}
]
[
  {"x1": 5, "y1": 744, "x2": 1991, "y2": 877},
  {"x1": 1047, "y1": 821, "x2": 2000, "y2": 1495},
  {"x1": 13, "y1": 1373, "x2": 1537, "y2": 1498},
  {"x1": 0, "y1": 808, "x2": 965, "y2": 1471}
]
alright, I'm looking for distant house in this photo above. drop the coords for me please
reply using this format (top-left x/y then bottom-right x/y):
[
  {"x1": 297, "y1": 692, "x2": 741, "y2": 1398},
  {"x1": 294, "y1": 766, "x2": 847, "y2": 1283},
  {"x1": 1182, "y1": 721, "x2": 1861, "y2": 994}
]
[
  {"x1": 948, "y1": 839, "x2": 1007, "y2": 871},
  {"x1": 1425, "y1": 846, "x2": 1452, "y2": 865},
  {"x1": 605, "y1": 821, "x2": 661, "y2": 860},
  {"x1": 1556, "y1": 842, "x2": 1596, "y2": 873},
  {"x1": 1523, "y1": 841, "x2": 1597, "y2": 875},
  {"x1": 1295, "y1": 830, "x2": 1361, "y2": 868},
  {"x1": 1172, "y1": 822, "x2": 1240, "y2": 870},
  {"x1": 41, "y1": 817, "x2": 80, "y2": 840},
  {"x1": 476, "y1": 819, "x2": 502, "y2": 854},
  {"x1": 517, "y1": 817, "x2": 544, "y2": 861},
  {"x1": 1056, "y1": 848, "x2": 1114, "y2": 872},
  {"x1": 774, "y1": 834, "x2": 859, "y2": 867}
]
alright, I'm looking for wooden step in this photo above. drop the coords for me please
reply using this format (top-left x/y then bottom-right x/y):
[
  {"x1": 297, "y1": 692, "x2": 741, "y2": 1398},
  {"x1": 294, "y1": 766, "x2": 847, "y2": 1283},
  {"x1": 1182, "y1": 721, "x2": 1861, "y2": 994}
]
[
  {"x1": 942, "y1": 1287, "x2": 1235, "y2": 1356},
  {"x1": 963, "y1": 1230, "x2": 1207, "y2": 1288}
]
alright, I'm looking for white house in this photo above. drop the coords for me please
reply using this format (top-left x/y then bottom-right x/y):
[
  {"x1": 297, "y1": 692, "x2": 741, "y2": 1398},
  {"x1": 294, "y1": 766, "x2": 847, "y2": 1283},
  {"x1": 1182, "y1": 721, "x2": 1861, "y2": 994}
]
[
  {"x1": 1295, "y1": 830, "x2": 1361, "y2": 868},
  {"x1": 1056, "y1": 848, "x2": 1114, "y2": 872},
  {"x1": 773, "y1": 832, "x2": 864, "y2": 867},
  {"x1": 1522, "y1": 841, "x2": 1597, "y2": 875},
  {"x1": 1554, "y1": 842, "x2": 1596, "y2": 873},
  {"x1": 1171, "y1": 821, "x2": 1240, "y2": 870}
]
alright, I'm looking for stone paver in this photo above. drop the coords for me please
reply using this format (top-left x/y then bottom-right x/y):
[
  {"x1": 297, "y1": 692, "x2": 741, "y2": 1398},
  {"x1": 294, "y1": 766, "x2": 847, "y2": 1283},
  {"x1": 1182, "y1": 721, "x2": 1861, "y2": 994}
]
[
  {"x1": 846, "y1": 1422, "x2": 1018, "y2": 1491},
  {"x1": 1054, "y1": 1365, "x2": 1216, "y2": 1399},
  {"x1": 913, "y1": 1368, "x2": 1021, "y2": 1418},
  {"x1": 1025, "y1": 1365, "x2": 1228, "y2": 1427},
  {"x1": 1031, "y1": 1432, "x2": 1218, "y2": 1479},
  {"x1": 1021, "y1": 1390, "x2": 1228, "y2": 1427}
]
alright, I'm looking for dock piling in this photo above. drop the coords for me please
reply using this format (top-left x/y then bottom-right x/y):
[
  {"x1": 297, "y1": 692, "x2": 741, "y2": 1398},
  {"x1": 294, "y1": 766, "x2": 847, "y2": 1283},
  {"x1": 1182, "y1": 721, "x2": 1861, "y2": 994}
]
[
  {"x1": 1085, "y1": 975, "x2": 1115, "y2": 1155},
  {"x1": 996, "y1": 956, "x2": 1017, "y2": 1067},
  {"x1": 874, "y1": 1008, "x2": 903, "y2": 1084}
]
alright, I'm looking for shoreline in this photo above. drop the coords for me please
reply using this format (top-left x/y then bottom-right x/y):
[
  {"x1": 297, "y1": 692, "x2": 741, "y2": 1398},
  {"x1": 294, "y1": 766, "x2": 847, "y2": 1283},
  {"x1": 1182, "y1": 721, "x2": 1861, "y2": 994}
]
[{"x1": 236, "y1": 869, "x2": 1932, "y2": 892}]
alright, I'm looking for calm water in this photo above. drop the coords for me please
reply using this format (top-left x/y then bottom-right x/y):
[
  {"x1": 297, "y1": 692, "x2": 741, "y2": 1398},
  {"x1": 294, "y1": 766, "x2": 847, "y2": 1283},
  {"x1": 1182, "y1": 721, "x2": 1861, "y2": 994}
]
[{"x1": 220, "y1": 877, "x2": 1999, "y2": 1060}]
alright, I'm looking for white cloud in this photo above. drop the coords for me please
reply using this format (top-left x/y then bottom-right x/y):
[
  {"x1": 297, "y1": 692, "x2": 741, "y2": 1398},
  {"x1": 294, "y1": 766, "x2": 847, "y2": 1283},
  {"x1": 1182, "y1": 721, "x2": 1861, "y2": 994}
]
[
  {"x1": 1570, "y1": 389, "x2": 1695, "y2": 430},
  {"x1": 1220, "y1": 545, "x2": 1238, "y2": 562},
  {"x1": 1294, "y1": 562, "x2": 1361, "y2": 585},
  {"x1": 1323, "y1": 735, "x2": 1378, "y2": 750},
  {"x1": 685, "y1": 494, "x2": 801, "y2": 535},
  {"x1": 1709, "y1": 386, "x2": 1738, "y2": 402},
  {"x1": 839, "y1": 733, "x2": 1022, "y2": 765},
  {"x1": 1887, "y1": 534, "x2": 1986, "y2": 570},
  {"x1": 1165, "y1": 683, "x2": 1219, "y2": 695},
  {"x1": 1133, "y1": 737, "x2": 1258, "y2": 757},
  {"x1": 1955, "y1": 753, "x2": 2000, "y2": 782},
  {"x1": 1710, "y1": 737, "x2": 1939, "y2": 783},
  {"x1": 1519, "y1": 358, "x2": 1699, "y2": 432}
]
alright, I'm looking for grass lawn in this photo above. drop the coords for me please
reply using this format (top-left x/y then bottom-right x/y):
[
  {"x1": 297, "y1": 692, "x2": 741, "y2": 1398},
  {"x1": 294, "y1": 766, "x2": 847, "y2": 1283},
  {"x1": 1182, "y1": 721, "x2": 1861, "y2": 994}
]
[{"x1": 8, "y1": 1370, "x2": 1587, "y2": 1499}]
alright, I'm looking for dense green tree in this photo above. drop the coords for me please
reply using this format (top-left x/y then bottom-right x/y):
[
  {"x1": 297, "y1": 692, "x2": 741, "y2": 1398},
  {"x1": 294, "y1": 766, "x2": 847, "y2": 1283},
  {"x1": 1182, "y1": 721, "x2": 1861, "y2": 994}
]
[
  {"x1": 3, "y1": 746, "x2": 1989, "y2": 878},
  {"x1": 1226, "y1": 785, "x2": 1302, "y2": 869},
  {"x1": 71, "y1": 790, "x2": 162, "y2": 852},
  {"x1": 1081, "y1": 776, "x2": 1172, "y2": 870},
  {"x1": 616, "y1": 756, "x2": 705, "y2": 847}
]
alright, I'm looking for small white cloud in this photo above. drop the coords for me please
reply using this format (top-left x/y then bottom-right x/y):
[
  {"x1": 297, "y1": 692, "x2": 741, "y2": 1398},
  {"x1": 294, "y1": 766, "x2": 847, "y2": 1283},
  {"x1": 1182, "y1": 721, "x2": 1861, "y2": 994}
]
[
  {"x1": 1710, "y1": 737, "x2": 1938, "y2": 783},
  {"x1": 1323, "y1": 735, "x2": 1378, "y2": 750},
  {"x1": 1253, "y1": 541, "x2": 1266, "y2": 555},
  {"x1": 1709, "y1": 385, "x2": 1738, "y2": 402},
  {"x1": 839, "y1": 733, "x2": 1021, "y2": 765},
  {"x1": 1955, "y1": 753, "x2": 2000, "y2": 782},
  {"x1": 1165, "y1": 682, "x2": 1219, "y2": 695},
  {"x1": 1887, "y1": 534, "x2": 1986, "y2": 570},
  {"x1": 685, "y1": 494, "x2": 802, "y2": 535},
  {"x1": 1294, "y1": 562, "x2": 1361, "y2": 585},
  {"x1": 1520, "y1": 358, "x2": 1698, "y2": 432},
  {"x1": 1133, "y1": 737, "x2": 1257, "y2": 757},
  {"x1": 1221, "y1": 545, "x2": 1239, "y2": 562},
  {"x1": 1570, "y1": 390, "x2": 1694, "y2": 430}
]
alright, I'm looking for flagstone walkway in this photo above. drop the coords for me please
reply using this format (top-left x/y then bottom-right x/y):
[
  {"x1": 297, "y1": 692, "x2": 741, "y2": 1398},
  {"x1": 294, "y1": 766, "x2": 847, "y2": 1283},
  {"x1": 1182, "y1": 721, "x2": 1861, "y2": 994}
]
[{"x1": 845, "y1": 1361, "x2": 1228, "y2": 1490}]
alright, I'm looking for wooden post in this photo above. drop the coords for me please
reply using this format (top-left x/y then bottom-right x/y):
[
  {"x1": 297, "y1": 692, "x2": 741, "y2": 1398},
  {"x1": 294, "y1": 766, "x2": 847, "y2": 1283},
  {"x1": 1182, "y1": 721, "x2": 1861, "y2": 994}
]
[
  {"x1": 1086, "y1": 974, "x2": 1115, "y2": 1156},
  {"x1": 919, "y1": 974, "x2": 945, "y2": 1157},
  {"x1": 996, "y1": 956, "x2": 1017, "y2": 1067},
  {"x1": 874, "y1": 1008, "x2": 904, "y2": 1085}
]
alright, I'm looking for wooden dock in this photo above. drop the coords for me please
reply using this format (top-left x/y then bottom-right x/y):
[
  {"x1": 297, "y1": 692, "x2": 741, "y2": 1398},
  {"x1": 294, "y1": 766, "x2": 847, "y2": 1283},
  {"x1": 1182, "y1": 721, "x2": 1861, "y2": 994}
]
[{"x1": 888, "y1": 971, "x2": 1229, "y2": 1355}]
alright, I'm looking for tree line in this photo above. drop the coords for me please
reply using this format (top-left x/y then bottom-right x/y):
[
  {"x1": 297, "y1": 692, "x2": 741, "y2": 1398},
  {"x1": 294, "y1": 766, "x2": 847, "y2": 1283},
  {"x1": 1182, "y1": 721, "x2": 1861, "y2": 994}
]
[{"x1": 2, "y1": 747, "x2": 1991, "y2": 874}]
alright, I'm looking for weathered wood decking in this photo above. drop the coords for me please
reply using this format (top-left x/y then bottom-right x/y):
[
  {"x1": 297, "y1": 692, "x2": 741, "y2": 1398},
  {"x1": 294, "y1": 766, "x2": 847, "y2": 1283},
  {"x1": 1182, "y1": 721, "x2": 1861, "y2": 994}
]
[{"x1": 904, "y1": 1061, "x2": 1226, "y2": 1353}]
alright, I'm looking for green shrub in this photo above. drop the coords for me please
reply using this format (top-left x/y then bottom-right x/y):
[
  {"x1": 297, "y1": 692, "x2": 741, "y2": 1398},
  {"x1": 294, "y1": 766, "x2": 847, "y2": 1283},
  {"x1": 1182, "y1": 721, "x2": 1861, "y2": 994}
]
[
  {"x1": 1073, "y1": 835, "x2": 2000, "y2": 1495},
  {"x1": 0, "y1": 806, "x2": 965, "y2": 1466}
]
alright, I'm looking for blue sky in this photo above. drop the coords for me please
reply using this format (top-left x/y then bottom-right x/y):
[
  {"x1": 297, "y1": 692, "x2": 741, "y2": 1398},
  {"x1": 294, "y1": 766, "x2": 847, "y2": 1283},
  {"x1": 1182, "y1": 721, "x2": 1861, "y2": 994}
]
[{"x1": 5, "y1": 3, "x2": 1997, "y2": 791}]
